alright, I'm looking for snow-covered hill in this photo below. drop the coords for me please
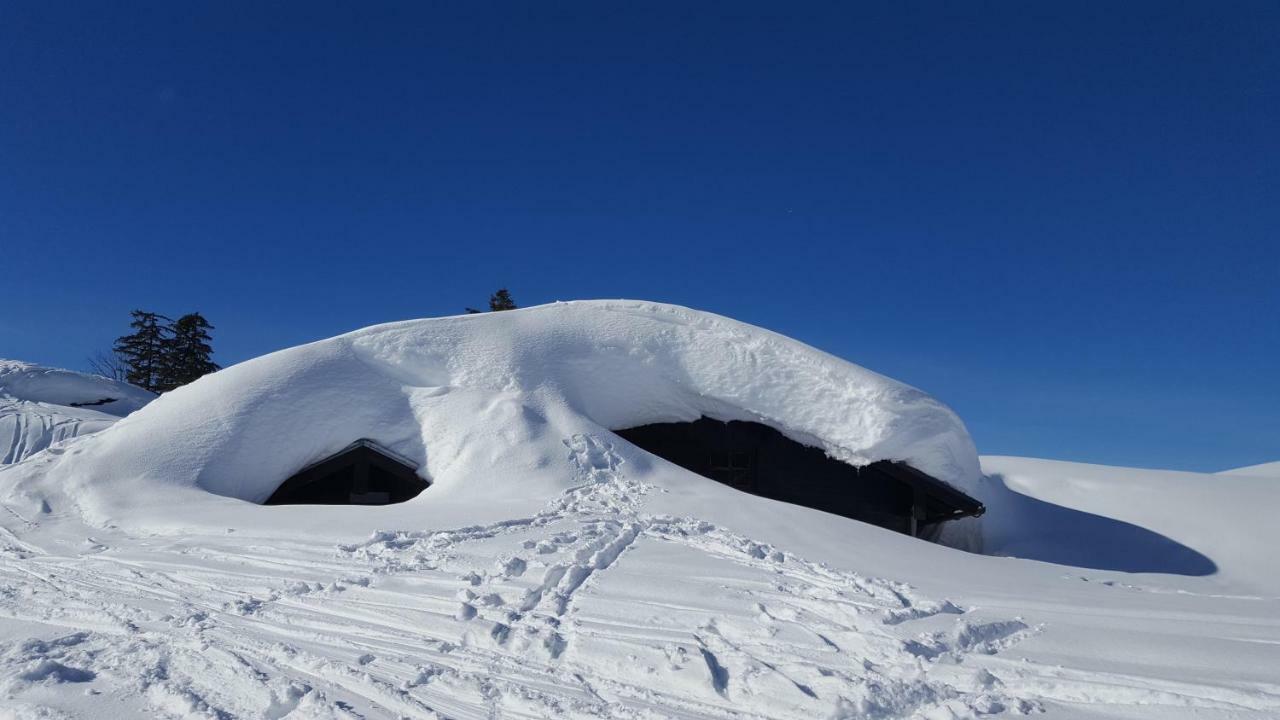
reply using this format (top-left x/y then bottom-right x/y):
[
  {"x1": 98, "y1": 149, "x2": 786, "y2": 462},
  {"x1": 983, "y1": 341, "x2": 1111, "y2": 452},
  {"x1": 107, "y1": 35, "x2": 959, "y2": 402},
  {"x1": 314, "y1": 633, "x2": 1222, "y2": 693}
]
[
  {"x1": 978, "y1": 456, "x2": 1276, "y2": 587},
  {"x1": 0, "y1": 360, "x2": 154, "y2": 465},
  {"x1": 0, "y1": 304, "x2": 1275, "y2": 719}
]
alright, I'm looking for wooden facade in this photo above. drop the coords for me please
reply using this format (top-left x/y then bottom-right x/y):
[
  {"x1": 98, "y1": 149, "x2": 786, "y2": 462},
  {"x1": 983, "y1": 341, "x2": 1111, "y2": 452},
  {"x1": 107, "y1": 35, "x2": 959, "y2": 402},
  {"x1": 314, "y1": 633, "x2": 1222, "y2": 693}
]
[
  {"x1": 614, "y1": 418, "x2": 983, "y2": 536},
  {"x1": 265, "y1": 439, "x2": 428, "y2": 506}
]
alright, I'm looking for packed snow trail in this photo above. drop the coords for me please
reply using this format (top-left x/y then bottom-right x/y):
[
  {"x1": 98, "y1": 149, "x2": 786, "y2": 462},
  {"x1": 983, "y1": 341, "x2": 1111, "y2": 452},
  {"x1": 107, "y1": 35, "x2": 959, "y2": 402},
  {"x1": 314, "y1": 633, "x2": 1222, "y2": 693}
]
[
  {"x1": 4, "y1": 439, "x2": 1278, "y2": 718},
  {"x1": 332, "y1": 434, "x2": 1037, "y2": 718}
]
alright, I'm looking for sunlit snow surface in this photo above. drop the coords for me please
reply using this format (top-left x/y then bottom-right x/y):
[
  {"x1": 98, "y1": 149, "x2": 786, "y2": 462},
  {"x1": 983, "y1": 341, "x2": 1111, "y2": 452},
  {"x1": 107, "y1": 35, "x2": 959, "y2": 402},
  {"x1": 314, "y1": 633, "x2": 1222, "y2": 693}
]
[
  {"x1": 0, "y1": 360, "x2": 154, "y2": 465},
  {"x1": 0, "y1": 304, "x2": 1276, "y2": 718}
]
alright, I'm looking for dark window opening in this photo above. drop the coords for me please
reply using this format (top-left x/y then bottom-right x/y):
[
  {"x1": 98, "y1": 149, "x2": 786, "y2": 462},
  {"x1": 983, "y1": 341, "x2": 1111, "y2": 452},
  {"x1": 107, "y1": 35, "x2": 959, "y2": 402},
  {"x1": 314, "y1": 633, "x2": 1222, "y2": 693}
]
[
  {"x1": 265, "y1": 439, "x2": 429, "y2": 506},
  {"x1": 614, "y1": 418, "x2": 983, "y2": 536},
  {"x1": 68, "y1": 397, "x2": 118, "y2": 408}
]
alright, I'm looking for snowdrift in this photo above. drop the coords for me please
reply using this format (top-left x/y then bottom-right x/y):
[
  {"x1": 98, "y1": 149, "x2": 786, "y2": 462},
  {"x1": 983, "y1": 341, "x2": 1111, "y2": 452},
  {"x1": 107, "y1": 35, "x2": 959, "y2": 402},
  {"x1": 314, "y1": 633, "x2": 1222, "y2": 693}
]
[
  {"x1": 3, "y1": 301, "x2": 980, "y2": 535},
  {"x1": 0, "y1": 360, "x2": 154, "y2": 464},
  {"x1": 978, "y1": 456, "x2": 1280, "y2": 589}
]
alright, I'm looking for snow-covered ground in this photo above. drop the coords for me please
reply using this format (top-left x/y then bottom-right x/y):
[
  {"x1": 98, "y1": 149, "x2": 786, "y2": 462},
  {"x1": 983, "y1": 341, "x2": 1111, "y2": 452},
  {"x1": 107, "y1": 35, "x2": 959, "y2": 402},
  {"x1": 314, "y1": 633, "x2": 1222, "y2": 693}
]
[
  {"x1": 0, "y1": 360, "x2": 154, "y2": 465},
  {"x1": 0, "y1": 303, "x2": 1275, "y2": 719},
  {"x1": 1, "y1": 452, "x2": 1276, "y2": 719}
]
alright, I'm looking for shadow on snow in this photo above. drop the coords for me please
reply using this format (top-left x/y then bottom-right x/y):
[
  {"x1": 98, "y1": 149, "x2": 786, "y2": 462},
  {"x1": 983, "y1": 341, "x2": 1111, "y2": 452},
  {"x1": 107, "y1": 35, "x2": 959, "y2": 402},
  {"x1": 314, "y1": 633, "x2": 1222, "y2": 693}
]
[{"x1": 980, "y1": 474, "x2": 1217, "y2": 576}]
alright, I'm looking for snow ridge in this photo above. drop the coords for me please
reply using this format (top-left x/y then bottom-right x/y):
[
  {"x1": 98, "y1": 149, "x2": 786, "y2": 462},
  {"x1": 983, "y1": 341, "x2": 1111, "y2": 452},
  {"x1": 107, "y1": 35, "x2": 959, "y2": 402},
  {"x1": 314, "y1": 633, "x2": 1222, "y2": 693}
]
[{"x1": 0, "y1": 359, "x2": 154, "y2": 465}]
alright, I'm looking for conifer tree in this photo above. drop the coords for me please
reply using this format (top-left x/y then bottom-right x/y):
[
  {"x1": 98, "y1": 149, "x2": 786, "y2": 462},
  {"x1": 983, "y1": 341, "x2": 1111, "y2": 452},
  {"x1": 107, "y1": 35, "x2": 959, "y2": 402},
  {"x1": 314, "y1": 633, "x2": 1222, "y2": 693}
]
[
  {"x1": 112, "y1": 310, "x2": 172, "y2": 392},
  {"x1": 488, "y1": 288, "x2": 517, "y2": 311},
  {"x1": 161, "y1": 313, "x2": 220, "y2": 390}
]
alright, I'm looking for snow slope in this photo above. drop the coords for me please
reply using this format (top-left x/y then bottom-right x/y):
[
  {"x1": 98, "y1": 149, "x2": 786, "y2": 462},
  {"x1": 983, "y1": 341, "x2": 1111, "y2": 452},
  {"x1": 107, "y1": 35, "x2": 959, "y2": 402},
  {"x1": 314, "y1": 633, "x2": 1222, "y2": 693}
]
[
  {"x1": 0, "y1": 303, "x2": 1276, "y2": 719},
  {"x1": 0, "y1": 402, "x2": 117, "y2": 466},
  {"x1": 1218, "y1": 461, "x2": 1280, "y2": 478},
  {"x1": 977, "y1": 457, "x2": 1279, "y2": 587},
  {"x1": 0, "y1": 360, "x2": 154, "y2": 465}
]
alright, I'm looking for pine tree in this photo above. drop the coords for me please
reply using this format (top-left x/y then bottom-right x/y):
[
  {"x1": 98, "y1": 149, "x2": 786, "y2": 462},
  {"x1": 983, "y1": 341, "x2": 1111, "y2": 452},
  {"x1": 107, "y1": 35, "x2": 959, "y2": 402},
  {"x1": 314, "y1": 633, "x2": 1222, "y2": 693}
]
[
  {"x1": 489, "y1": 288, "x2": 517, "y2": 311},
  {"x1": 161, "y1": 313, "x2": 220, "y2": 391},
  {"x1": 113, "y1": 310, "x2": 172, "y2": 392}
]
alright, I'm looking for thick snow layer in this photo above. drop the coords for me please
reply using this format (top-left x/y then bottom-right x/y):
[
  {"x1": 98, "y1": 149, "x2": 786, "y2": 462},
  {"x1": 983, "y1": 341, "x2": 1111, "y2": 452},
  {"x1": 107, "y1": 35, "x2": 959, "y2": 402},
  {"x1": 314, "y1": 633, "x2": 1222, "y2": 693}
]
[
  {"x1": 0, "y1": 360, "x2": 154, "y2": 465},
  {"x1": 3, "y1": 301, "x2": 981, "y2": 528},
  {"x1": 0, "y1": 360, "x2": 154, "y2": 417}
]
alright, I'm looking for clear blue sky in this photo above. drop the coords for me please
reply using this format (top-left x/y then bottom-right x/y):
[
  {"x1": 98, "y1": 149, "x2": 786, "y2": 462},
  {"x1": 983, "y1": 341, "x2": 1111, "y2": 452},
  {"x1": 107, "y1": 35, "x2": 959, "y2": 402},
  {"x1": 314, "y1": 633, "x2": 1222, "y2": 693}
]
[{"x1": 2, "y1": 3, "x2": 1276, "y2": 472}]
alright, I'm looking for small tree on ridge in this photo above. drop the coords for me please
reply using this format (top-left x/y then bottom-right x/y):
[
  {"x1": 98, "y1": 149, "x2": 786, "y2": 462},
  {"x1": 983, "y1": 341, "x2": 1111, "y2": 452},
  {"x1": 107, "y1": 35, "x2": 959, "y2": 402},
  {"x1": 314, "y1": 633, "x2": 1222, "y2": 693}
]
[
  {"x1": 489, "y1": 288, "x2": 517, "y2": 311},
  {"x1": 112, "y1": 310, "x2": 172, "y2": 392}
]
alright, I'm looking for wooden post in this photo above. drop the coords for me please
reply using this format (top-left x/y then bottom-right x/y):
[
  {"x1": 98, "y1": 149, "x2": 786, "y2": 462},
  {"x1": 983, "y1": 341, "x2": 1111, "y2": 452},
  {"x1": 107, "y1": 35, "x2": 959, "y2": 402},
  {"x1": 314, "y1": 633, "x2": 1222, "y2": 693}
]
[
  {"x1": 912, "y1": 499, "x2": 929, "y2": 537},
  {"x1": 909, "y1": 488, "x2": 918, "y2": 536}
]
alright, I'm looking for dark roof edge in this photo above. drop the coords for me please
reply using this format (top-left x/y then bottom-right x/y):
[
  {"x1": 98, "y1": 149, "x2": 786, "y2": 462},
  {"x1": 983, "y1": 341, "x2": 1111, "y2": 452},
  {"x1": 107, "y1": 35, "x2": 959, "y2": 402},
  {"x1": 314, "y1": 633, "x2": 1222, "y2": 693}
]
[
  {"x1": 296, "y1": 438, "x2": 420, "y2": 475},
  {"x1": 874, "y1": 460, "x2": 985, "y2": 519}
]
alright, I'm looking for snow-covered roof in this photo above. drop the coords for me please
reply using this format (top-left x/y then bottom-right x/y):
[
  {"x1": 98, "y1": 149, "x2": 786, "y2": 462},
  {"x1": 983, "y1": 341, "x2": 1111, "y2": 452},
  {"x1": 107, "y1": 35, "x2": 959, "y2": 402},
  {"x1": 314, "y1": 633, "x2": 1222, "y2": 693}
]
[
  {"x1": 5, "y1": 301, "x2": 981, "y2": 516},
  {"x1": 0, "y1": 360, "x2": 155, "y2": 417},
  {"x1": 0, "y1": 360, "x2": 155, "y2": 464},
  {"x1": 296, "y1": 438, "x2": 421, "y2": 473}
]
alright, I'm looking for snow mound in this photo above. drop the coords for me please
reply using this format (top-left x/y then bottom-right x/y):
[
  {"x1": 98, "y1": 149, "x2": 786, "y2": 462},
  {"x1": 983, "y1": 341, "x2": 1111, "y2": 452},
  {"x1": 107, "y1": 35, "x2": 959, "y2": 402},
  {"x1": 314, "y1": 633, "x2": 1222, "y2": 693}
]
[
  {"x1": 0, "y1": 401, "x2": 118, "y2": 465},
  {"x1": 0, "y1": 360, "x2": 154, "y2": 417},
  {"x1": 0, "y1": 360, "x2": 154, "y2": 465},
  {"x1": 7, "y1": 301, "x2": 980, "y2": 522},
  {"x1": 979, "y1": 456, "x2": 1280, "y2": 593}
]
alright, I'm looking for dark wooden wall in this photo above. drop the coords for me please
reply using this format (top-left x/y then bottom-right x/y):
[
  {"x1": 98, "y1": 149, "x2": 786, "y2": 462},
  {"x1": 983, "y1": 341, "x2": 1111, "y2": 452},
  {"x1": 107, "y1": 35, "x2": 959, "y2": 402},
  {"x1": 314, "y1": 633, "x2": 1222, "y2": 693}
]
[
  {"x1": 614, "y1": 418, "x2": 982, "y2": 535},
  {"x1": 265, "y1": 445, "x2": 428, "y2": 505}
]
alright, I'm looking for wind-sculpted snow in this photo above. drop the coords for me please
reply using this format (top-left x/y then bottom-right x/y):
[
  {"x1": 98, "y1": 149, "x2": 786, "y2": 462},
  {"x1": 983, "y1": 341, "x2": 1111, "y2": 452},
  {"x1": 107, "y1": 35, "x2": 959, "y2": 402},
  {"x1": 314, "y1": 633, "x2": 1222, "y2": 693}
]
[
  {"x1": 0, "y1": 360, "x2": 154, "y2": 465},
  {"x1": 978, "y1": 456, "x2": 1279, "y2": 593},
  {"x1": 0, "y1": 360, "x2": 154, "y2": 418},
  {"x1": 0, "y1": 400, "x2": 117, "y2": 465},
  {"x1": 1, "y1": 301, "x2": 980, "y2": 524}
]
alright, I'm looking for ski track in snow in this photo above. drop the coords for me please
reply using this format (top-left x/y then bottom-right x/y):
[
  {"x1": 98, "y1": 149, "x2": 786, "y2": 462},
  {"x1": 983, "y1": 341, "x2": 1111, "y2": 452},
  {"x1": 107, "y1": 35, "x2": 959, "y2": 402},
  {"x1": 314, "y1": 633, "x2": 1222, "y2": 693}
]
[{"x1": 0, "y1": 436, "x2": 1276, "y2": 719}]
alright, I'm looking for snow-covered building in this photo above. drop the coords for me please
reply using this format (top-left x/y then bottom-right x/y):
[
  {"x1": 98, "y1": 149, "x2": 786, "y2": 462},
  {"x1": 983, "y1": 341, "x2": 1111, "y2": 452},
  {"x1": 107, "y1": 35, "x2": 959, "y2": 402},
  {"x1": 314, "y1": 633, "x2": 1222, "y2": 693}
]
[
  {"x1": 6, "y1": 303, "x2": 1277, "y2": 719},
  {"x1": 0, "y1": 360, "x2": 155, "y2": 464},
  {"x1": 8, "y1": 301, "x2": 983, "y2": 546}
]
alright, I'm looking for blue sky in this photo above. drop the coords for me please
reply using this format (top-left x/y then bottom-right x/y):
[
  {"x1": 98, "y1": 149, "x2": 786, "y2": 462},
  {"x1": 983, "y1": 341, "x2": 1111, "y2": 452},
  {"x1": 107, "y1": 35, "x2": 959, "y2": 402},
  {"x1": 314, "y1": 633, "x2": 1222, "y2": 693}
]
[{"x1": 2, "y1": 3, "x2": 1276, "y2": 472}]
